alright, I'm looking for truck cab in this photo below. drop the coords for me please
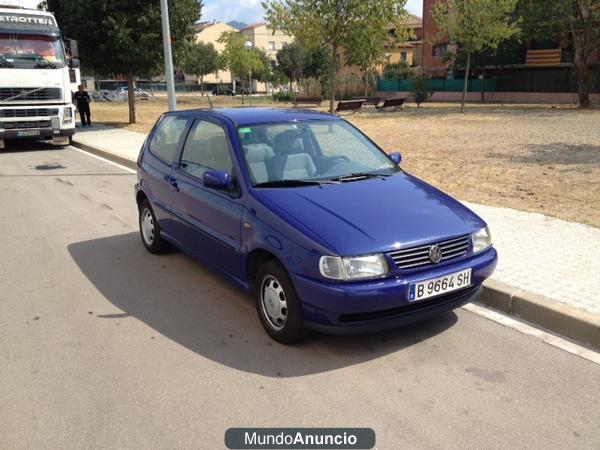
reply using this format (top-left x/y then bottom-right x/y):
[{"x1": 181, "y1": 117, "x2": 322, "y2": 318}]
[{"x1": 0, "y1": 6, "x2": 78, "y2": 149}]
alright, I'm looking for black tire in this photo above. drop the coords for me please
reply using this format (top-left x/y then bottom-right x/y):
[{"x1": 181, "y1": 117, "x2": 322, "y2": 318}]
[
  {"x1": 254, "y1": 260, "x2": 305, "y2": 344},
  {"x1": 138, "y1": 199, "x2": 169, "y2": 254}
]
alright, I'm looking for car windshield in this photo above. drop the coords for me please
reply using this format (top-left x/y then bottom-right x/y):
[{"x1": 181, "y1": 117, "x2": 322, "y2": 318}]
[
  {"x1": 239, "y1": 120, "x2": 399, "y2": 187},
  {"x1": 0, "y1": 33, "x2": 66, "y2": 69}
]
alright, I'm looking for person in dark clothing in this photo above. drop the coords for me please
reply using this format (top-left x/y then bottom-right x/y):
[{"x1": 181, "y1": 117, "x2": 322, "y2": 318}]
[{"x1": 73, "y1": 85, "x2": 92, "y2": 127}]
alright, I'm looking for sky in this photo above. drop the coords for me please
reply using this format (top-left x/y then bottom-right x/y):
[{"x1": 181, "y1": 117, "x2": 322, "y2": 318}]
[
  {"x1": 204, "y1": 0, "x2": 424, "y2": 24},
  {"x1": 13, "y1": 0, "x2": 423, "y2": 26}
]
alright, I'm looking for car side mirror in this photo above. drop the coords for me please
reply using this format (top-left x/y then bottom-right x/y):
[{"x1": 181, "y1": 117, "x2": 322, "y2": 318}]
[
  {"x1": 390, "y1": 152, "x2": 402, "y2": 165},
  {"x1": 203, "y1": 170, "x2": 232, "y2": 191}
]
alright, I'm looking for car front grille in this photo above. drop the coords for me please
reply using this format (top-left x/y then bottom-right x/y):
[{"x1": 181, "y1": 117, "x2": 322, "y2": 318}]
[
  {"x1": 0, "y1": 108, "x2": 59, "y2": 118},
  {"x1": 389, "y1": 235, "x2": 470, "y2": 270},
  {"x1": 1, "y1": 120, "x2": 52, "y2": 130},
  {"x1": 0, "y1": 87, "x2": 61, "y2": 101}
]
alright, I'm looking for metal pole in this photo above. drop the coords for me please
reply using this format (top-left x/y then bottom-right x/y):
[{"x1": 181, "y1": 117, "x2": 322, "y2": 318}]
[
  {"x1": 160, "y1": 0, "x2": 176, "y2": 111},
  {"x1": 248, "y1": 55, "x2": 252, "y2": 107}
]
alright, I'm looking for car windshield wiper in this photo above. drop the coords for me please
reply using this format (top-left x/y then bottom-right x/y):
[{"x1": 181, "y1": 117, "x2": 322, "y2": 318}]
[
  {"x1": 13, "y1": 55, "x2": 57, "y2": 68},
  {"x1": 254, "y1": 179, "x2": 323, "y2": 188},
  {"x1": 330, "y1": 172, "x2": 391, "y2": 182}
]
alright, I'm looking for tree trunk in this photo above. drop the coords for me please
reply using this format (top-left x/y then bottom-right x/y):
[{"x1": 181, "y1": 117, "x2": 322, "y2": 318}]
[
  {"x1": 199, "y1": 75, "x2": 204, "y2": 96},
  {"x1": 329, "y1": 42, "x2": 338, "y2": 113},
  {"x1": 461, "y1": 52, "x2": 470, "y2": 114},
  {"x1": 127, "y1": 74, "x2": 136, "y2": 124},
  {"x1": 577, "y1": 59, "x2": 590, "y2": 108}
]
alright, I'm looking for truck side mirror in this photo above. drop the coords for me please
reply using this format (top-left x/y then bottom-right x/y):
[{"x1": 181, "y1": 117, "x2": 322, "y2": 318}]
[{"x1": 70, "y1": 57, "x2": 80, "y2": 68}]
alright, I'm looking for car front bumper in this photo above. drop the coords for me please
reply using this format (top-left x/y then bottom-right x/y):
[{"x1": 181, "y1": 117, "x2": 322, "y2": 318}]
[{"x1": 292, "y1": 247, "x2": 497, "y2": 334}]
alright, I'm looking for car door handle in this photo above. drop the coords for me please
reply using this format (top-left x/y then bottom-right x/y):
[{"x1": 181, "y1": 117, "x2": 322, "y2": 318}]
[{"x1": 169, "y1": 178, "x2": 179, "y2": 192}]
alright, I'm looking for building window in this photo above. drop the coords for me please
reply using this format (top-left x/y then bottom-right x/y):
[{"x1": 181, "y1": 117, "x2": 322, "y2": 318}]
[
  {"x1": 268, "y1": 41, "x2": 275, "y2": 51},
  {"x1": 401, "y1": 52, "x2": 407, "y2": 62},
  {"x1": 433, "y1": 44, "x2": 447, "y2": 58}
]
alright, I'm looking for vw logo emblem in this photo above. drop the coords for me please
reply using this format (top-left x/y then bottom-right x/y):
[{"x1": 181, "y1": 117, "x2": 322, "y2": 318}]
[{"x1": 428, "y1": 245, "x2": 442, "y2": 263}]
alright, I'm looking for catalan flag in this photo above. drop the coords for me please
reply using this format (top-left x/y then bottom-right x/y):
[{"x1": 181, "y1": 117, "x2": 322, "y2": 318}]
[{"x1": 526, "y1": 49, "x2": 562, "y2": 67}]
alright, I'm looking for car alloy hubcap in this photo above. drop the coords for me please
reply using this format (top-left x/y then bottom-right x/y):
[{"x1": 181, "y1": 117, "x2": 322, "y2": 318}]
[
  {"x1": 260, "y1": 275, "x2": 288, "y2": 331},
  {"x1": 141, "y1": 208, "x2": 155, "y2": 245}
]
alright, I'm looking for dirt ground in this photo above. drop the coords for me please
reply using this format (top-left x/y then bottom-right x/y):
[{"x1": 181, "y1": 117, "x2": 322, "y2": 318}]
[{"x1": 90, "y1": 96, "x2": 600, "y2": 227}]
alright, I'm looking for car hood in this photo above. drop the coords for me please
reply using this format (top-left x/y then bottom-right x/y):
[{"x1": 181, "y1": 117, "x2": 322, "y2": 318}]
[{"x1": 254, "y1": 172, "x2": 487, "y2": 256}]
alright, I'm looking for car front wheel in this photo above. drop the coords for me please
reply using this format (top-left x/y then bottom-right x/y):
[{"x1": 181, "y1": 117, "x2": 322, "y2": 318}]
[
  {"x1": 255, "y1": 261, "x2": 305, "y2": 344},
  {"x1": 139, "y1": 199, "x2": 169, "y2": 254}
]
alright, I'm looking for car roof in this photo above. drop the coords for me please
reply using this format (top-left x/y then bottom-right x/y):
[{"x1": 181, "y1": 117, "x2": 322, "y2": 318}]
[{"x1": 164, "y1": 107, "x2": 340, "y2": 126}]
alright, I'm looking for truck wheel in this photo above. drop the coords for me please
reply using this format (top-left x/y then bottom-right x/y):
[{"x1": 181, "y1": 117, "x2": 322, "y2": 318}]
[{"x1": 255, "y1": 261, "x2": 305, "y2": 344}]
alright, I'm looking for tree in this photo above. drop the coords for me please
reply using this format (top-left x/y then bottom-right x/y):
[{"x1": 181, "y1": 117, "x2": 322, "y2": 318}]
[
  {"x1": 432, "y1": 0, "x2": 519, "y2": 113},
  {"x1": 518, "y1": 0, "x2": 600, "y2": 108},
  {"x1": 176, "y1": 41, "x2": 220, "y2": 94},
  {"x1": 218, "y1": 31, "x2": 268, "y2": 102},
  {"x1": 276, "y1": 42, "x2": 305, "y2": 90},
  {"x1": 344, "y1": 16, "x2": 410, "y2": 95},
  {"x1": 276, "y1": 41, "x2": 329, "y2": 91},
  {"x1": 46, "y1": 0, "x2": 201, "y2": 123},
  {"x1": 263, "y1": 0, "x2": 408, "y2": 113}
]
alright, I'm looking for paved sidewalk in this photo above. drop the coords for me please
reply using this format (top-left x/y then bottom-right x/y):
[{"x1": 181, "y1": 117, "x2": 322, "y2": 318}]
[{"x1": 73, "y1": 126, "x2": 600, "y2": 320}]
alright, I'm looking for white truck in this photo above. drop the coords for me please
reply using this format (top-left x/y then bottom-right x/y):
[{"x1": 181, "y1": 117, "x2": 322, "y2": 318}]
[{"x1": 0, "y1": 6, "x2": 79, "y2": 149}]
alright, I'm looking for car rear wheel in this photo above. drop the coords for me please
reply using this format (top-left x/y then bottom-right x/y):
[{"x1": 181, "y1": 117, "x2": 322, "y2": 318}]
[
  {"x1": 255, "y1": 261, "x2": 305, "y2": 344},
  {"x1": 139, "y1": 199, "x2": 169, "y2": 254}
]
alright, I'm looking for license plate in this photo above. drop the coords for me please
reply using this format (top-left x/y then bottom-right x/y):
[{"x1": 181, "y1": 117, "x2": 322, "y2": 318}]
[
  {"x1": 408, "y1": 268, "x2": 472, "y2": 302},
  {"x1": 17, "y1": 130, "x2": 40, "y2": 137}
]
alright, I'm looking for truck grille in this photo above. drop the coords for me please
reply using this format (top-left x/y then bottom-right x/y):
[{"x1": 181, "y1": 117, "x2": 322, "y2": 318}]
[
  {"x1": 0, "y1": 108, "x2": 59, "y2": 118},
  {"x1": 389, "y1": 235, "x2": 470, "y2": 270},
  {"x1": 1, "y1": 120, "x2": 52, "y2": 130},
  {"x1": 0, "y1": 88, "x2": 61, "y2": 101}
]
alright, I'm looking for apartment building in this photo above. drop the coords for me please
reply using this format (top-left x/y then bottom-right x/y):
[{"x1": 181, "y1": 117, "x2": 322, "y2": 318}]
[
  {"x1": 194, "y1": 20, "x2": 237, "y2": 86},
  {"x1": 239, "y1": 22, "x2": 293, "y2": 59}
]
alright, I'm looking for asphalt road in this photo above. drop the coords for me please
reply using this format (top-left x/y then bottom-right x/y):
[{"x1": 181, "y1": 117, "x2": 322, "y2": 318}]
[{"x1": 1, "y1": 144, "x2": 599, "y2": 450}]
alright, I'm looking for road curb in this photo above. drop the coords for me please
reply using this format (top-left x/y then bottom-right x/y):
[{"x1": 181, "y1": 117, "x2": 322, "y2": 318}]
[
  {"x1": 479, "y1": 279, "x2": 600, "y2": 351},
  {"x1": 71, "y1": 139, "x2": 137, "y2": 170}
]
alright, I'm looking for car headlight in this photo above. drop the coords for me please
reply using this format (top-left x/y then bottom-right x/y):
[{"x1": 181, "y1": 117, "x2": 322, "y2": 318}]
[
  {"x1": 319, "y1": 254, "x2": 389, "y2": 281},
  {"x1": 471, "y1": 227, "x2": 492, "y2": 254},
  {"x1": 63, "y1": 107, "x2": 73, "y2": 124}
]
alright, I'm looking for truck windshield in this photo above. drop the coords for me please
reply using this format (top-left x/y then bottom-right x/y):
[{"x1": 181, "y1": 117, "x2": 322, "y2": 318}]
[{"x1": 0, "y1": 33, "x2": 66, "y2": 69}]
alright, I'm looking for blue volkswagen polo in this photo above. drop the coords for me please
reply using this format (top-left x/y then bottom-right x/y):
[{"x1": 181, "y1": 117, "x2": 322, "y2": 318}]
[{"x1": 135, "y1": 108, "x2": 497, "y2": 344}]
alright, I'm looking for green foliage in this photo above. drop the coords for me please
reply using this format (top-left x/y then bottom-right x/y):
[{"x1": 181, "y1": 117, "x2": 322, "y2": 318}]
[
  {"x1": 218, "y1": 31, "x2": 268, "y2": 79},
  {"x1": 46, "y1": 0, "x2": 201, "y2": 122},
  {"x1": 272, "y1": 91, "x2": 296, "y2": 102},
  {"x1": 263, "y1": 0, "x2": 409, "y2": 112},
  {"x1": 46, "y1": 0, "x2": 201, "y2": 76},
  {"x1": 276, "y1": 41, "x2": 329, "y2": 86},
  {"x1": 432, "y1": 0, "x2": 519, "y2": 112},
  {"x1": 176, "y1": 40, "x2": 220, "y2": 89},
  {"x1": 432, "y1": 0, "x2": 519, "y2": 55},
  {"x1": 382, "y1": 61, "x2": 412, "y2": 80},
  {"x1": 517, "y1": 0, "x2": 600, "y2": 107},
  {"x1": 409, "y1": 69, "x2": 430, "y2": 97}
]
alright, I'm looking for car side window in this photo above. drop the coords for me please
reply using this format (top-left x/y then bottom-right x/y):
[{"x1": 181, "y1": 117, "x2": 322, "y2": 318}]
[
  {"x1": 179, "y1": 119, "x2": 233, "y2": 180},
  {"x1": 148, "y1": 116, "x2": 188, "y2": 164}
]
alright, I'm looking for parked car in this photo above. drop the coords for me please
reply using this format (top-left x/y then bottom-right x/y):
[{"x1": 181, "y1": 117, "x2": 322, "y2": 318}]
[
  {"x1": 135, "y1": 108, "x2": 497, "y2": 343},
  {"x1": 107, "y1": 87, "x2": 150, "y2": 102},
  {"x1": 211, "y1": 87, "x2": 236, "y2": 96},
  {"x1": 90, "y1": 89, "x2": 112, "y2": 102}
]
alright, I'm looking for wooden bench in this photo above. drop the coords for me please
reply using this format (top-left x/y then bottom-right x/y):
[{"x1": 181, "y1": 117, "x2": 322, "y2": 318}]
[
  {"x1": 376, "y1": 97, "x2": 406, "y2": 112},
  {"x1": 293, "y1": 96, "x2": 323, "y2": 107},
  {"x1": 353, "y1": 96, "x2": 381, "y2": 107},
  {"x1": 335, "y1": 99, "x2": 365, "y2": 115}
]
